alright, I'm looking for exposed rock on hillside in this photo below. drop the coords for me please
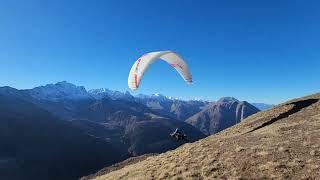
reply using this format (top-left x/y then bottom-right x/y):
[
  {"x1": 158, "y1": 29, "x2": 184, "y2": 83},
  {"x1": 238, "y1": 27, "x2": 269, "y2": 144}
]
[{"x1": 186, "y1": 97, "x2": 260, "y2": 134}]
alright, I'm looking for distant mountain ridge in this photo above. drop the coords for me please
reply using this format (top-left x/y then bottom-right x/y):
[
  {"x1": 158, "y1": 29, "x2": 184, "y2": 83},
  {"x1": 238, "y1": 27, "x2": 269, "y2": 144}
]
[
  {"x1": 0, "y1": 82, "x2": 265, "y2": 134},
  {"x1": 251, "y1": 103, "x2": 274, "y2": 111},
  {"x1": 17, "y1": 81, "x2": 269, "y2": 112},
  {"x1": 0, "y1": 81, "x2": 264, "y2": 136}
]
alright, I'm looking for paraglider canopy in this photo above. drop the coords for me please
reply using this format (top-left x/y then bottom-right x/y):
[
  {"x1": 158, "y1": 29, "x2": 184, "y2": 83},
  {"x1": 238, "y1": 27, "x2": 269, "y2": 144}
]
[{"x1": 128, "y1": 51, "x2": 192, "y2": 91}]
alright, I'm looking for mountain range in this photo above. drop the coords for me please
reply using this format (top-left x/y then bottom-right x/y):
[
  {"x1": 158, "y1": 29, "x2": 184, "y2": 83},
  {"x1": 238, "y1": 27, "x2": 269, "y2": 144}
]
[
  {"x1": 0, "y1": 81, "x2": 265, "y2": 179},
  {"x1": 87, "y1": 93, "x2": 320, "y2": 179}
]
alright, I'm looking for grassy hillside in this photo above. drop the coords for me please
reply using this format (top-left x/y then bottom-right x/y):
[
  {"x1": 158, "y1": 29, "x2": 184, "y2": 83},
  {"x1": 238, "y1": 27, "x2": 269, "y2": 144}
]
[{"x1": 90, "y1": 93, "x2": 320, "y2": 179}]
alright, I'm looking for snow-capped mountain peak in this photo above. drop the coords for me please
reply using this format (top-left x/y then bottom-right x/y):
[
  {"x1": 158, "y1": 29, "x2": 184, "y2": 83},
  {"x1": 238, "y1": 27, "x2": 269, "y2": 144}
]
[
  {"x1": 28, "y1": 81, "x2": 92, "y2": 101},
  {"x1": 88, "y1": 88, "x2": 134, "y2": 101}
]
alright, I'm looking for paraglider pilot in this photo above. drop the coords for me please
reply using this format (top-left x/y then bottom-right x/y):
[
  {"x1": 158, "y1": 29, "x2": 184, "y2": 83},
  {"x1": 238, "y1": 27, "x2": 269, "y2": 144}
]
[{"x1": 170, "y1": 128, "x2": 188, "y2": 141}]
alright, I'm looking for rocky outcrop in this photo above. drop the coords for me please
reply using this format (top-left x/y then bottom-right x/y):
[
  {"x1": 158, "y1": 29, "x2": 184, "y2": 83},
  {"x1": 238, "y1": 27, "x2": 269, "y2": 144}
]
[{"x1": 186, "y1": 97, "x2": 260, "y2": 134}]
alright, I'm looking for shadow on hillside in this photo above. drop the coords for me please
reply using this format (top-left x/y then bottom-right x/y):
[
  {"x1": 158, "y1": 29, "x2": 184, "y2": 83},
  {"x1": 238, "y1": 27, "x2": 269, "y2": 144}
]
[{"x1": 247, "y1": 99, "x2": 319, "y2": 133}]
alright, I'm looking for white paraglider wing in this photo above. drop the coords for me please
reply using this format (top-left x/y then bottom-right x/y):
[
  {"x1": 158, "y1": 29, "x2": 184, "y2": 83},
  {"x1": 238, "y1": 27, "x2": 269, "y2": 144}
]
[{"x1": 128, "y1": 51, "x2": 192, "y2": 91}]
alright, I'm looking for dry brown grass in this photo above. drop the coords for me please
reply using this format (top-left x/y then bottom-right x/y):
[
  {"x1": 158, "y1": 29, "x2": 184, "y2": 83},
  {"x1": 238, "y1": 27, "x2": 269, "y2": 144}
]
[{"x1": 90, "y1": 93, "x2": 320, "y2": 180}]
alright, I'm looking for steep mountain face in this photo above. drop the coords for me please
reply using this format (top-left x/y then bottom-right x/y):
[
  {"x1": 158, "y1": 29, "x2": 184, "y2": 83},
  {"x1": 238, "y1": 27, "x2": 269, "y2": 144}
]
[
  {"x1": 90, "y1": 93, "x2": 320, "y2": 180},
  {"x1": 23, "y1": 81, "x2": 95, "y2": 120},
  {"x1": 0, "y1": 90, "x2": 125, "y2": 180},
  {"x1": 169, "y1": 100, "x2": 208, "y2": 120},
  {"x1": 186, "y1": 97, "x2": 260, "y2": 135},
  {"x1": 28, "y1": 81, "x2": 93, "y2": 101}
]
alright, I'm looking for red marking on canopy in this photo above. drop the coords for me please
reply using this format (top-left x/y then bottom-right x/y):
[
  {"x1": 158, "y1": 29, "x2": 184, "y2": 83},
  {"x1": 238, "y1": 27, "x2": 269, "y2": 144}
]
[
  {"x1": 135, "y1": 58, "x2": 142, "y2": 72},
  {"x1": 137, "y1": 58, "x2": 142, "y2": 67},
  {"x1": 170, "y1": 63, "x2": 183, "y2": 69},
  {"x1": 134, "y1": 74, "x2": 138, "y2": 88}
]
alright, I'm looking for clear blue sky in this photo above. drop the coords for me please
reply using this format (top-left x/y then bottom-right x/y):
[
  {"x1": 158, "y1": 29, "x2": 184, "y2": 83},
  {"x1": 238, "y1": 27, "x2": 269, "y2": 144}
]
[{"x1": 0, "y1": 0, "x2": 319, "y2": 104}]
